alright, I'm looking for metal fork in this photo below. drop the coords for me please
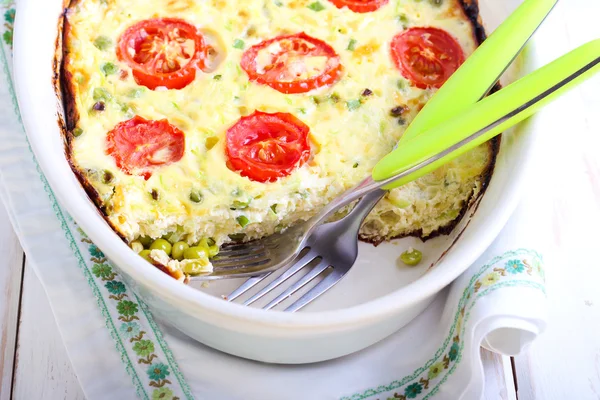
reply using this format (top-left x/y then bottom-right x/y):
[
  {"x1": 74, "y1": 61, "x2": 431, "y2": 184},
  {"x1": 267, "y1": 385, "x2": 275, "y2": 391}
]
[
  {"x1": 224, "y1": 189, "x2": 385, "y2": 311},
  {"x1": 195, "y1": 176, "x2": 387, "y2": 281}
]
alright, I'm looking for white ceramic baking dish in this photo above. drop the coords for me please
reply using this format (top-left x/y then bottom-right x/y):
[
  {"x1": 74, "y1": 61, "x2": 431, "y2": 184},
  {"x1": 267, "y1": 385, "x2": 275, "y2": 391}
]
[{"x1": 13, "y1": 0, "x2": 539, "y2": 363}]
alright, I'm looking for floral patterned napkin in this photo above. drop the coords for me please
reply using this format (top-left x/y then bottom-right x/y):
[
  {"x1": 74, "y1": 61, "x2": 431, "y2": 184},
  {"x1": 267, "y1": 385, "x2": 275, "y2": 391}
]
[{"x1": 0, "y1": 3, "x2": 548, "y2": 399}]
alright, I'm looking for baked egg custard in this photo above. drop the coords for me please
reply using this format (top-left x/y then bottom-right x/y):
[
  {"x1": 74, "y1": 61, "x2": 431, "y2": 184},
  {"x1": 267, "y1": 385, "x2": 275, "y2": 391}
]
[{"x1": 62, "y1": 0, "x2": 497, "y2": 279}]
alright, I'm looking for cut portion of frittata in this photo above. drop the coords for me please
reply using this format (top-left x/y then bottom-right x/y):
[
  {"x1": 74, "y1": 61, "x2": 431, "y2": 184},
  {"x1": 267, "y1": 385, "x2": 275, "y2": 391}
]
[{"x1": 61, "y1": 0, "x2": 497, "y2": 273}]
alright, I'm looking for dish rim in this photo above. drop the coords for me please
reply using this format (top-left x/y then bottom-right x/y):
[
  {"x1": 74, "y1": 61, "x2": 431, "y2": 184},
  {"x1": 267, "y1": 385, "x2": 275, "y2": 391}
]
[{"x1": 12, "y1": 0, "x2": 539, "y2": 331}]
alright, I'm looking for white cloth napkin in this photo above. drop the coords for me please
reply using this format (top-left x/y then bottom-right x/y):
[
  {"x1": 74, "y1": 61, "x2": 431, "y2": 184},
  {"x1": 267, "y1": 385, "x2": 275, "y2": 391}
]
[
  {"x1": 164, "y1": 206, "x2": 548, "y2": 400},
  {"x1": 0, "y1": 8, "x2": 549, "y2": 399}
]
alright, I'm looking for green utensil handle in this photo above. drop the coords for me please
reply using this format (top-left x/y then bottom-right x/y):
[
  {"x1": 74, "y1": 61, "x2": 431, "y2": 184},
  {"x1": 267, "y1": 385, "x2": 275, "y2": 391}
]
[
  {"x1": 399, "y1": 0, "x2": 558, "y2": 143},
  {"x1": 372, "y1": 39, "x2": 600, "y2": 189}
]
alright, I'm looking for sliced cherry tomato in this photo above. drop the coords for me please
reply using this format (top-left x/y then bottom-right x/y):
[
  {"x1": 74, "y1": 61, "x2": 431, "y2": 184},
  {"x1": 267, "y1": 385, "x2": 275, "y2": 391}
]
[
  {"x1": 328, "y1": 0, "x2": 389, "y2": 13},
  {"x1": 226, "y1": 111, "x2": 311, "y2": 182},
  {"x1": 390, "y1": 27, "x2": 465, "y2": 89},
  {"x1": 106, "y1": 116, "x2": 185, "y2": 179},
  {"x1": 240, "y1": 33, "x2": 342, "y2": 94},
  {"x1": 117, "y1": 18, "x2": 207, "y2": 90}
]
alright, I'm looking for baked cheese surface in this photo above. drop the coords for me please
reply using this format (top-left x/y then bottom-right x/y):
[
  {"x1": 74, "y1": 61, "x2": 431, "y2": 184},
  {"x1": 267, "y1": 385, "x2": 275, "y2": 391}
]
[{"x1": 64, "y1": 0, "x2": 494, "y2": 246}]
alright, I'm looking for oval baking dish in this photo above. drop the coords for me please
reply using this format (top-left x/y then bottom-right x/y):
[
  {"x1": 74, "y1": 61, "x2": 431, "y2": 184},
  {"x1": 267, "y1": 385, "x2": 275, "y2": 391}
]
[{"x1": 13, "y1": 0, "x2": 540, "y2": 363}]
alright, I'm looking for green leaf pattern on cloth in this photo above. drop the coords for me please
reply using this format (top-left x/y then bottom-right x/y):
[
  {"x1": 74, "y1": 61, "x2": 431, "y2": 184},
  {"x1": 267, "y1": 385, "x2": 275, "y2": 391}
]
[
  {"x1": 72, "y1": 220, "x2": 189, "y2": 399},
  {"x1": 2, "y1": 1, "x2": 14, "y2": 48},
  {"x1": 342, "y1": 248, "x2": 545, "y2": 400}
]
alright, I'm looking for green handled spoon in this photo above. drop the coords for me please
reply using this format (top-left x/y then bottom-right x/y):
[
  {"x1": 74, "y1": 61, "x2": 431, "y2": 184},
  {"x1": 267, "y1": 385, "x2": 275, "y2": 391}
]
[
  {"x1": 351, "y1": 0, "x2": 557, "y2": 199},
  {"x1": 400, "y1": 0, "x2": 558, "y2": 143},
  {"x1": 374, "y1": 38, "x2": 600, "y2": 189}
]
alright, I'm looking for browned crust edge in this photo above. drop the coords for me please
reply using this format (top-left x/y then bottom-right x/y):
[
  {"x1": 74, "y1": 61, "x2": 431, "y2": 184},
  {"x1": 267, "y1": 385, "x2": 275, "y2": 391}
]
[
  {"x1": 56, "y1": 0, "x2": 501, "y2": 250},
  {"x1": 57, "y1": 1, "x2": 130, "y2": 244},
  {"x1": 359, "y1": 0, "x2": 502, "y2": 245}
]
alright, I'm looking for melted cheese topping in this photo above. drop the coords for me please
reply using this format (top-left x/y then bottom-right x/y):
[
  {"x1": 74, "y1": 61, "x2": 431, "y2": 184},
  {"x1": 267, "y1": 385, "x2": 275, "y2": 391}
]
[{"x1": 64, "y1": 0, "x2": 490, "y2": 245}]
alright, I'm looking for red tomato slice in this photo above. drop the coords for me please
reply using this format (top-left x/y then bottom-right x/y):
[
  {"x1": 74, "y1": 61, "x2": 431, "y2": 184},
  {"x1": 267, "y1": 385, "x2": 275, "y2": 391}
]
[
  {"x1": 328, "y1": 0, "x2": 389, "y2": 13},
  {"x1": 106, "y1": 116, "x2": 185, "y2": 179},
  {"x1": 240, "y1": 33, "x2": 342, "y2": 94},
  {"x1": 390, "y1": 27, "x2": 465, "y2": 89},
  {"x1": 117, "y1": 18, "x2": 207, "y2": 90},
  {"x1": 226, "y1": 111, "x2": 311, "y2": 182}
]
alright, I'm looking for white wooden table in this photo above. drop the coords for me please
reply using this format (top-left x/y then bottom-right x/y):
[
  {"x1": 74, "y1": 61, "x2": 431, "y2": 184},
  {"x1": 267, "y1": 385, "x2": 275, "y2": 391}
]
[{"x1": 1, "y1": 0, "x2": 599, "y2": 398}]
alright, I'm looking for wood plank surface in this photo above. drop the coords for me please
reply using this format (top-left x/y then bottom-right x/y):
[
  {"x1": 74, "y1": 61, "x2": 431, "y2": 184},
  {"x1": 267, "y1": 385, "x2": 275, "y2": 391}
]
[
  {"x1": 10, "y1": 262, "x2": 86, "y2": 400},
  {"x1": 0, "y1": 201, "x2": 24, "y2": 400},
  {"x1": 482, "y1": 351, "x2": 516, "y2": 400}
]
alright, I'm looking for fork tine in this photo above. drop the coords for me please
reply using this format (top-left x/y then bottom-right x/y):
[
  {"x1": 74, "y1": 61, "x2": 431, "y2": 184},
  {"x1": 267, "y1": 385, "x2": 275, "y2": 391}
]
[
  {"x1": 226, "y1": 274, "x2": 272, "y2": 302},
  {"x1": 216, "y1": 242, "x2": 255, "y2": 252},
  {"x1": 284, "y1": 269, "x2": 345, "y2": 312},
  {"x1": 243, "y1": 250, "x2": 317, "y2": 306},
  {"x1": 212, "y1": 252, "x2": 269, "y2": 267},
  {"x1": 211, "y1": 258, "x2": 272, "y2": 273},
  {"x1": 262, "y1": 260, "x2": 331, "y2": 310},
  {"x1": 214, "y1": 245, "x2": 266, "y2": 258}
]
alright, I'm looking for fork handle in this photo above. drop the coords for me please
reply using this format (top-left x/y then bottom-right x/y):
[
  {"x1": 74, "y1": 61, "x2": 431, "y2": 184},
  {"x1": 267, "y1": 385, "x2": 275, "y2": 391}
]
[
  {"x1": 399, "y1": 0, "x2": 558, "y2": 144},
  {"x1": 372, "y1": 39, "x2": 600, "y2": 188}
]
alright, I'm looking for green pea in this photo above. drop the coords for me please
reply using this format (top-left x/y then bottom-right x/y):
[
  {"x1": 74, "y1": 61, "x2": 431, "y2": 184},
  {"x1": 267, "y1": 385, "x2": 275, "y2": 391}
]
[
  {"x1": 347, "y1": 38, "x2": 357, "y2": 51},
  {"x1": 93, "y1": 87, "x2": 112, "y2": 102},
  {"x1": 184, "y1": 246, "x2": 208, "y2": 260},
  {"x1": 101, "y1": 62, "x2": 119, "y2": 76},
  {"x1": 72, "y1": 127, "x2": 83, "y2": 137},
  {"x1": 198, "y1": 238, "x2": 219, "y2": 257},
  {"x1": 189, "y1": 189, "x2": 203, "y2": 203},
  {"x1": 93, "y1": 35, "x2": 112, "y2": 50},
  {"x1": 138, "y1": 235, "x2": 153, "y2": 248},
  {"x1": 232, "y1": 39, "x2": 245, "y2": 49},
  {"x1": 231, "y1": 199, "x2": 250, "y2": 209},
  {"x1": 307, "y1": 1, "x2": 325, "y2": 12},
  {"x1": 396, "y1": 14, "x2": 409, "y2": 27},
  {"x1": 182, "y1": 261, "x2": 205, "y2": 276},
  {"x1": 400, "y1": 248, "x2": 422, "y2": 266},
  {"x1": 172, "y1": 241, "x2": 189, "y2": 261},
  {"x1": 150, "y1": 238, "x2": 172, "y2": 256},
  {"x1": 237, "y1": 215, "x2": 249, "y2": 228},
  {"x1": 139, "y1": 249, "x2": 153, "y2": 263}
]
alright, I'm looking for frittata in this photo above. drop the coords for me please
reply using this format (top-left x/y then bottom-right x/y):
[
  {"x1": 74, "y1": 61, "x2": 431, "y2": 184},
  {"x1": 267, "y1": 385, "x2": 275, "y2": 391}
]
[{"x1": 61, "y1": 0, "x2": 497, "y2": 278}]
